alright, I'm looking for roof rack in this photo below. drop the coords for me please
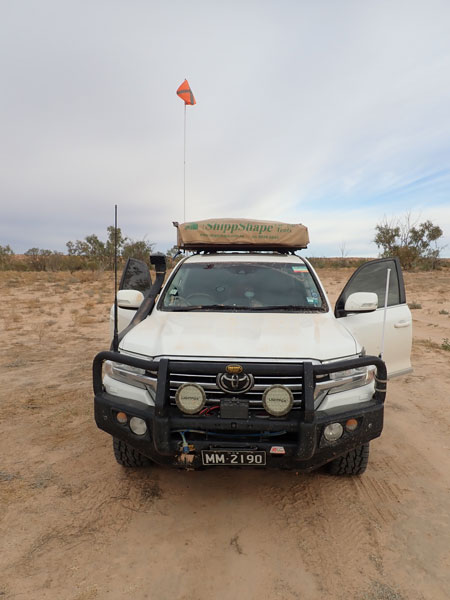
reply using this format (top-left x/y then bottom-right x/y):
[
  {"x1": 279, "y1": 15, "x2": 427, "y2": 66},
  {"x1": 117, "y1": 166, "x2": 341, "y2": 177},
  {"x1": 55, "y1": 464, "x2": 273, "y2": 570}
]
[
  {"x1": 174, "y1": 218, "x2": 309, "y2": 251},
  {"x1": 195, "y1": 247, "x2": 295, "y2": 254}
]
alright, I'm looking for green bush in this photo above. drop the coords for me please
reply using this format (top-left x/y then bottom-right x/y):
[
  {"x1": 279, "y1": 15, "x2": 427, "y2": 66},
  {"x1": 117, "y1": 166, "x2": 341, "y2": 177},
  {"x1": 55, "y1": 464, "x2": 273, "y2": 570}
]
[
  {"x1": 24, "y1": 248, "x2": 64, "y2": 271},
  {"x1": 374, "y1": 215, "x2": 444, "y2": 270},
  {"x1": 0, "y1": 245, "x2": 15, "y2": 270}
]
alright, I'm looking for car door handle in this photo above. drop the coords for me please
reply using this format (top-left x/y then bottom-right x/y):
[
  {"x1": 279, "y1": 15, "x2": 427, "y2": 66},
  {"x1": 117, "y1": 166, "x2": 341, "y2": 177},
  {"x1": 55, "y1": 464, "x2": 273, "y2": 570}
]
[{"x1": 394, "y1": 320, "x2": 411, "y2": 328}]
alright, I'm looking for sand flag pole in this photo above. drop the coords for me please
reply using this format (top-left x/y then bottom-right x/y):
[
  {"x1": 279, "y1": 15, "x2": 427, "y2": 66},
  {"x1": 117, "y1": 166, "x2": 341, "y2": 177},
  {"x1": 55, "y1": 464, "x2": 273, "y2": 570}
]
[
  {"x1": 176, "y1": 79, "x2": 196, "y2": 222},
  {"x1": 184, "y1": 102, "x2": 186, "y2": 219}
]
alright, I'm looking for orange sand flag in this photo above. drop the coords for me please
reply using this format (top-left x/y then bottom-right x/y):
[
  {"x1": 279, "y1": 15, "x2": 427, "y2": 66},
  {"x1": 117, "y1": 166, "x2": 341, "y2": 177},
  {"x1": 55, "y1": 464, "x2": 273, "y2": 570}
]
[{"x1": 176, "y1": 79, "x2": 196, "y2": 105}]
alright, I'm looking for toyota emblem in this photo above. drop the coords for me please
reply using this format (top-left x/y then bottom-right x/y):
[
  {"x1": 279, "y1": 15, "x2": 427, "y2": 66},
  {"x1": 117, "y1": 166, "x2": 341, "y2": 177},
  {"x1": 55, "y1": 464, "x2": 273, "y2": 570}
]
[{"x1": 216, "y1": 371, "x2": 254, "y2": 394}]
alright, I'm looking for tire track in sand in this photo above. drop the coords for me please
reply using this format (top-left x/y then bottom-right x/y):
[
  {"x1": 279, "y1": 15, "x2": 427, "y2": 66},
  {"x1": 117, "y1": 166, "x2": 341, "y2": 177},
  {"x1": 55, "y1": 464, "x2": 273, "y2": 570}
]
[{"x1": 267, "y1": 466, "x2": 411, "y2": 598}]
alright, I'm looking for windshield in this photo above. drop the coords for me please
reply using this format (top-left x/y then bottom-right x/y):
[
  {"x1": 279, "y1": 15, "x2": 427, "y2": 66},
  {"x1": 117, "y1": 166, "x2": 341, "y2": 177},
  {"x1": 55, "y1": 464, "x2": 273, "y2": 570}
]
[{"x1": 159, "y1": 261, "x2": 325, "y2": 312}]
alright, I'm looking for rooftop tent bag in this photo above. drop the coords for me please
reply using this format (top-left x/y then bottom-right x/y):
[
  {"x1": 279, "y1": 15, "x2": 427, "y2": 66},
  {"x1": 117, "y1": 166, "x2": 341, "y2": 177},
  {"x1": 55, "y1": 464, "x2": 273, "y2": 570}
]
[{"x1": 175, "y1": 218, "x2": 309, "y2": 250}]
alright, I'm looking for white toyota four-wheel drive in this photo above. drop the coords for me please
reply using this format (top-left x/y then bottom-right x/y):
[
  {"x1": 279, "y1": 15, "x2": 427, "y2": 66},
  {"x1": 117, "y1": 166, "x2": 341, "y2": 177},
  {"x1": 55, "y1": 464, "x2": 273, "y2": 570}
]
[{"x1": 93, "y1": 219, "x2": 412, "y2": 475}]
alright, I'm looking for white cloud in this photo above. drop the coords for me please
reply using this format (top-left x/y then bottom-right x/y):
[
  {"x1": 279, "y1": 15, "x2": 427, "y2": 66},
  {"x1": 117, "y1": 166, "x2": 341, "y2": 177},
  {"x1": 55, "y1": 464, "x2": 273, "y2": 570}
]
[{"x1": 0, "y1": 1, "x2": 449, "y2": 256}]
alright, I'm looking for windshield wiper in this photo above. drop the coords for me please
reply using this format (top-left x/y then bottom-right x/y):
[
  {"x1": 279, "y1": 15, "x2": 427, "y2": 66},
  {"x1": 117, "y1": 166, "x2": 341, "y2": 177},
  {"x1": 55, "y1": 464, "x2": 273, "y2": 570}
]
[
  {"x1": 250, "y1": 305, "x2": 311, "y2": 311},
  {"x1": 167, "y1": 304, "x2": 247, "y2": 311},
  {"x1": 167, "y1": 304, "x2": 315, "y2": 312}
]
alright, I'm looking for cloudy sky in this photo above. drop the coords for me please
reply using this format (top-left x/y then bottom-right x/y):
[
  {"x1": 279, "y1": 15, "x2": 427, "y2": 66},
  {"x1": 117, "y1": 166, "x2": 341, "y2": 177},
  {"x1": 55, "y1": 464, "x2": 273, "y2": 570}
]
[{"x1": 1, "y1": 0, "x2": 449, "y2": 257}]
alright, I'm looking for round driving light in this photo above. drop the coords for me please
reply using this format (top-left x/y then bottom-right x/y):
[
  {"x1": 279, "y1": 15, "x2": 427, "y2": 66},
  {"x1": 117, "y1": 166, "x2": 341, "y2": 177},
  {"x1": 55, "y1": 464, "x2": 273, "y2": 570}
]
[
  {"x1": 175, "y1": 384, "x2": 206, "y2": 414},
  {"x1": 323, "y1": 423, "x2": 344, "y2": 442},
  {"x1": 345, "y1": 418, "x2": 359, "y2": 432},
  {"x1": 262, "y1": 385, "x2": 294, "y2": 417},
  {"x1": 116, "y1": 411, "x2": 128, "y2": 424},
  {"x1": 129, "y1": 417, "x2": 147, "y2": 435}
]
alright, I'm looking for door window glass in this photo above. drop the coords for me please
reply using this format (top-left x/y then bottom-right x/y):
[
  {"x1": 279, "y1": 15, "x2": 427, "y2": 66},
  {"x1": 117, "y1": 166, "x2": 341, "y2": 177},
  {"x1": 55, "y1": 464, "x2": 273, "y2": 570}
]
[
  {"x1": 339, "y1": 260, "x2": 400, "y2": 308},
  {"x1": 119, "y1": 258, "x2": 151, "y2": 294}
]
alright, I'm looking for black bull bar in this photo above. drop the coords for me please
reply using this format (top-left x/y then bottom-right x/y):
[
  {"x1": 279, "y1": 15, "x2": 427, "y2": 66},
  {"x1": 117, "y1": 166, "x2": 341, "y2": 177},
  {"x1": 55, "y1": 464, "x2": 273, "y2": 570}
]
[{"x1": 93, "y1": 352, "x2": 387, "y2": 461}]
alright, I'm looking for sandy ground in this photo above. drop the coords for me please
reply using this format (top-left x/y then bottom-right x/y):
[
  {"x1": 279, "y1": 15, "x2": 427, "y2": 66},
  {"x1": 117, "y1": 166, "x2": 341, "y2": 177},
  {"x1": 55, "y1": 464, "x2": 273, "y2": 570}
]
[{"x1": 0, "y1": 267, "x2": 449, "y2": 600}]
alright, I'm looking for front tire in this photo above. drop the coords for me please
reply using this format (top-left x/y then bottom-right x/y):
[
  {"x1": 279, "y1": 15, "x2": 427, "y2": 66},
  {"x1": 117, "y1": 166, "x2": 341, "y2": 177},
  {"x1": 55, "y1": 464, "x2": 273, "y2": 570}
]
[
  {"x1": 326, "y1": 443, "x2": 370, "y2": 476},
  {"x1": 113, "y1": 438, "x2": 152, "y2": 468}
]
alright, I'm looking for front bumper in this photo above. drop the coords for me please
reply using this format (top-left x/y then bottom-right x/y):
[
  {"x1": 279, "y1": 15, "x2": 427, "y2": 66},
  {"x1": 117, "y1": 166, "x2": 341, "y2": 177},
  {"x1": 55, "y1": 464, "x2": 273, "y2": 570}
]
[{"x1": 93, "y1": 352, "x2": 387, "y2": 471}]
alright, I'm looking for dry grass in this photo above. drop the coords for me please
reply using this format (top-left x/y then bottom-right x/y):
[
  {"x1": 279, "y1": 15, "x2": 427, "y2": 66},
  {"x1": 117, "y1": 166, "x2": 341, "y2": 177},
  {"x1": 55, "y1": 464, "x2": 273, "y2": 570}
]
[
  {"x1": 415, "y1": 338, "x2": 442, "y2": 351},
  {"x1": 408, "y1": 301, "x2": 422, "y2": 309}
]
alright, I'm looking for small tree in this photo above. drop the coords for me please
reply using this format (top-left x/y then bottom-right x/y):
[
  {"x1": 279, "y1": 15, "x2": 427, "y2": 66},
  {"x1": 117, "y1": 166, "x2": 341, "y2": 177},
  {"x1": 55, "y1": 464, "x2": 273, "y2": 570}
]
[
  {"x1": 339, "y1": 241, "x2": 349, "y2": 259},
  {"x1": 105, "y1": 226, "x2": 127, "y2": 268},
  {"x1": 122, "y1": 238, "x2": 155, "y2": 263},
  {"x1": 374, "y1": 215, "x2": 444, "y2": 269},
  {"x1": 66, "y1": 226, "x2": 126, "y2": 269},
  {"x1": 24, "y1": 248, "x2": 55, "y2": 271},
  {"x1": 0, "y1": 244, "x2": 14, "y2": 269}
]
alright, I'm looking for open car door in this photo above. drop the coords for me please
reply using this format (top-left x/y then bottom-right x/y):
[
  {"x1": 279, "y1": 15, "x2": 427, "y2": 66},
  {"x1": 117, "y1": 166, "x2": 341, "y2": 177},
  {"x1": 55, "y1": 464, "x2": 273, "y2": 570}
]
[
  {"x1": 335, "y1": 258, "x2": 412, "y2": 378},
  {"x1": 109, "y1": 258, "x2": 152, "y2": 336}
]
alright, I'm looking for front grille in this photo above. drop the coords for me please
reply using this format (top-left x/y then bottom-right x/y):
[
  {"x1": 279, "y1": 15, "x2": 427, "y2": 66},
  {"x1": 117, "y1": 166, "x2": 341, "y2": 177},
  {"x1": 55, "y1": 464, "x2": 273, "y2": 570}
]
[
  {"x1": 166, "y1": 366, "x2": 312, "y2": 411},
  {"x1": 144, "y1": 362, "x2": 328, "y2": 412}
]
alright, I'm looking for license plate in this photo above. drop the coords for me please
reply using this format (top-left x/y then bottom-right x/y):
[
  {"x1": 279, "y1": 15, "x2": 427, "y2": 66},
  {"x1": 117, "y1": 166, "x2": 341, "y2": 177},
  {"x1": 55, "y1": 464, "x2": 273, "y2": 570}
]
[{"x1": 201, "y1": 450, "x2": 266, "y2": 466}]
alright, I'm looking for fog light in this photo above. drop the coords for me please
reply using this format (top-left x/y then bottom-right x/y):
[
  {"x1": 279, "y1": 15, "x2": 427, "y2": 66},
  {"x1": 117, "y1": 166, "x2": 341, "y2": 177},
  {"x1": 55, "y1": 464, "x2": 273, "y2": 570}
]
[
  {"x1": 175, "y1": 384, "x2": 206, "y2": 414},
  {"x1": 116, "y1": 412, "x2": 128, "y2": 424},
  {"x1": 129, "y1": 417, "x2": 147, "y2": 435},
  {"x1": 345, "y1": 418, "x2": 358, "y2": 432},
  {"x1": 323, "y1": 422, "x2": 343, "y2": 442},
  {"x1": 262, "y1": 385, "x2": 294, "y2": 417}
]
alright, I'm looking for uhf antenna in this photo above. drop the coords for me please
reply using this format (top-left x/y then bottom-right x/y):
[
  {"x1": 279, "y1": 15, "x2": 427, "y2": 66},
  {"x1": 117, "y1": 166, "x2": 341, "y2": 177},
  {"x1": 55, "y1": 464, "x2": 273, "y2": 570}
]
[{"x1": 113, "y1": 204, "x2": 119, "y2": 352}]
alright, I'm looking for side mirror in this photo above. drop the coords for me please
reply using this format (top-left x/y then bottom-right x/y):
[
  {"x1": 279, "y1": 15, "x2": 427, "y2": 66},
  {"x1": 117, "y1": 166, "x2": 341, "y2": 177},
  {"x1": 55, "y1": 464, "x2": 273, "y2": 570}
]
[
  {"x1": 117, "y1": 289, "x2": 144, "y2": 309},
  {"x1": 344, "y1": 292, "x2": 378, "y2": 313}
]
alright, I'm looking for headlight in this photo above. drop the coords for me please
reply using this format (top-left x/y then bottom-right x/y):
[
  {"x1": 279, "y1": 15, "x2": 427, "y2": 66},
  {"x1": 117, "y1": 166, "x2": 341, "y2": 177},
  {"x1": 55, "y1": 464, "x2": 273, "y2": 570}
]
[
  {"x1": 103, "y1": 360, "x2": 157, "y2": 395},
  {"x1": 175, "y1": 384, "x2": 206, "y2": 414},
  {"x1": 314, "y1": 361, "x2": 375, "y2": 397},
  {"x1": 327, "y1": 365, "x2": 375, "y2": 394},
  {"x1": 262, "y1": 385, "x2": 294, "y2": 417}
]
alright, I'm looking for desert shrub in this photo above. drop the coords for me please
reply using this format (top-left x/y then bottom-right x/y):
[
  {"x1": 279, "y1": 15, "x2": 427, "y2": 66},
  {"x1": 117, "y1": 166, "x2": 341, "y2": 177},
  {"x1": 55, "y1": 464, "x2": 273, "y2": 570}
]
[
  {"x1": 24, "y1": 248, "x2": 65, "y2": 271},
  {"x1": 2, "y1": 227, "x2": 168, "y2": 271},
  {"x1": 66, "y1": 227, "x2": 158, "y2": 270},
  {"x1": 408, "y1": 301, "x2": 422, "y2": 310},
  {"x1": 307, "y1": 257, "x2": 369, "y2": 270},
  {"x1": 165, "y1": 245, "x2": 185, "y2": 268},
  {"x1": 45, "y1": 252, "x2": 67, "y2": 271},
  {"x1": 66, "y1": 226, "x2": 127, "y2": 270},
  {"x1": 122, "y1": 239, "x2": 155, "y2": 263},
  {"x1": 0, "y1": 244, "x2": 15, "y2": 270},
  {"x1": 374, "y1": 215, "x2": 445, "y2": 270},
  {"x1": 64, "y1": 255, "x2": 89, "y2": 272}
]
